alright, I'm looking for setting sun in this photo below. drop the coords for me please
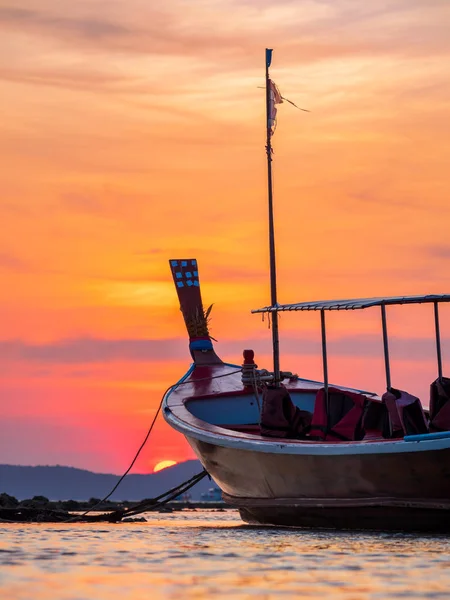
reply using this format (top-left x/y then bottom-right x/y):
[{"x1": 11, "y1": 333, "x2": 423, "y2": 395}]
[{"x1": 153, "y1": 460, "x2": 178, "y2": 473}]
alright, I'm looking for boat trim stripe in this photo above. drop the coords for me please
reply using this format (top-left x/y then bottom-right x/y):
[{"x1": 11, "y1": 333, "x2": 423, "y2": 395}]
[
  {"x1": 222, "y1": 493, "x2": 450, "y2": 510},
  {"x1": 163, "y1": 410, "x2": 450, "y2": 455}
]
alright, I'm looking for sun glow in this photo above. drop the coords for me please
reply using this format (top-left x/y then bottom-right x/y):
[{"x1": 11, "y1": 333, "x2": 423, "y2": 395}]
[{"x1": 153, "y1": 460, "x2": 178, "y2": 473}]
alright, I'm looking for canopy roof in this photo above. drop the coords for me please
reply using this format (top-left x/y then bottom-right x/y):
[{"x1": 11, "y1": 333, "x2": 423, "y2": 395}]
[{"x1": 252, "y1": 294, "x2": 450, "y2": 314}]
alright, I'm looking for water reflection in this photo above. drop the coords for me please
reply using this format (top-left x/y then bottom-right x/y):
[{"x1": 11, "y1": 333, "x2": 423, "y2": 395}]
[{"x1": 1, "y1": 510, "x2": 449, "y2": 599}]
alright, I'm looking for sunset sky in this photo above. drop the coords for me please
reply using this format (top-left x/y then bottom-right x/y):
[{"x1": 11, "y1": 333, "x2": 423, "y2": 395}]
[{"x1": 1, "y1": 0, "x2": 450, "y2": 474}]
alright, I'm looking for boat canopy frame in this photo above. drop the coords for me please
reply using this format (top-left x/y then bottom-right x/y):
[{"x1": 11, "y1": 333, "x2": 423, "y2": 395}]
[{"x1": 252, "y1": 294, "x2": 450, "y2": 393}]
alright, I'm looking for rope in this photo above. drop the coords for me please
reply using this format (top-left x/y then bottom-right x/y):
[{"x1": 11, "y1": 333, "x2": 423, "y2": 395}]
[
  {"x1": 117, "y1": 470, "x2": 208, "y2": 519},
  {"x1": 241, "y1": 368, "x2": 298, "y2": 387},
  {"x1": 251, "y1": 367, "x2": 261, "y2": 413},
  {"x1": 0, "y1": 471, "x2": 209, "y2": 523},
  {"x1": 66, "y1": 367, "x2": 242, "y2": 522}
]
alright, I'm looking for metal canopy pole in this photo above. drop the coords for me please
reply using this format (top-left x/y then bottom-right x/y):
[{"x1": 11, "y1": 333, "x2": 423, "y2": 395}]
[
  {"x1": 434, "y1": 301, "x2": 443, "y2": 381},
  {"x1": 380, "y1": 304, "x2": 391, "y2": 390},
  {"x1": 320, "y1": 309, "x2": 329, "y2": 404}
]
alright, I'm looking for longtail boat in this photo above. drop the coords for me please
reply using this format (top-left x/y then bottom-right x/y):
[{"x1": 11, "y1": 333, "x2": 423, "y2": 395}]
[{"x1": 162, "y1": 50, "x2": 450, "y2": 532}]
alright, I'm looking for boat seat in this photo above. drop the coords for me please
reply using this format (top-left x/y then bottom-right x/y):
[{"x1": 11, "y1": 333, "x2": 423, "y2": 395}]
[
  {"x1": 430, "y1": 377, "x2": 450, "y2": 432},
  {"x1": 260, "y1": 385, "x2": 312, "y2": 439},
  {"x1": 382, "y1": 388, "x2": 428, "y2": 437},
  {"x1": 309, "y1": 387, "x2": 367, "y2": 441}
]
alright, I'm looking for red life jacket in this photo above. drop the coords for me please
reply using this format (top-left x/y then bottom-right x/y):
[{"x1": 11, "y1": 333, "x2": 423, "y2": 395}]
[
  {"x1": 260, "y1": 386, "x2": 312, "y2": 439},
  {"x1": 309, "y1": 387, "x2": 367, "y2": 441},
  {"x1": 361, "y1": 400, "x2": 390, "y2": 440},
  {"x1": 430, "y1": 377, "x2": 450, "y2": 432},
  {"x1": 382, "y1": 388, "x2": 428, "y2": 437}
]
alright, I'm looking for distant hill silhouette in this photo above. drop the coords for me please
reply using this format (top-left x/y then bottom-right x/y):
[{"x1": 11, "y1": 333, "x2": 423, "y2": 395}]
[{"x1": 0, "y1": 461, "x2": 218, "y2": 501}]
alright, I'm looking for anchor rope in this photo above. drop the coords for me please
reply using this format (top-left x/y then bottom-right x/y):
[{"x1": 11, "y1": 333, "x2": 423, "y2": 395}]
[
  {"x1": 114, "y1": 470, "x2": 209, "y2": 520},
  {"x1": 67, "y1": 367, "x2": 243, "y2": 522}
]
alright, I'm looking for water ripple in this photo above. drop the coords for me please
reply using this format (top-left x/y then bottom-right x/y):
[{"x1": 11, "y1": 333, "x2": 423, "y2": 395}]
[{"x1": 0, "y1": 510, "x2": 449, "y2": 599}]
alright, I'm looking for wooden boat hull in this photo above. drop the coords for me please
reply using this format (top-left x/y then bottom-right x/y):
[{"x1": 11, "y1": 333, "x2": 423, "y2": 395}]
[
  {"x1": 163, "y1": 257, "x2": 450, "y2": 532},
  {"x1": 163, "y1": 98, "x2": 450, "y2": 528},
  {"x1": 237, "y1": 505, "x2": 450, "y2": 533},
  {"x1": 186, "y1": 436, "x2": 450, "y2": 532},
  {"x1": 162, "y1": 359, "x2": 450, "y2": 532}
]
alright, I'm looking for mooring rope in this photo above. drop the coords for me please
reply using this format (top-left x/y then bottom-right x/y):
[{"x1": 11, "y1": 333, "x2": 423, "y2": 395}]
[
  {"x1": 65, "y1": 367, "x2": 242, "y2": 522},
  {"x1": 0, "y1": 470, "x2": 208, "y2": 523},
  {"x1": 115, "y1": 470, "x2": 209, "y2": 520}
]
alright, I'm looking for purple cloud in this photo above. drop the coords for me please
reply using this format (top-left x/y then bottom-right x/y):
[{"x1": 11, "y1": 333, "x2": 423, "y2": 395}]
[
  {"x1": 0, "y1": 337, "x2": 188, "y2": 364},
  {"x1": 0, "y1": 332, "x2": 448, "y2": 365}
]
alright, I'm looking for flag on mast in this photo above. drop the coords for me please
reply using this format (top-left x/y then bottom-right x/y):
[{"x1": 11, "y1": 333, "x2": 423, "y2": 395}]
[
  {"x1": 265, "y1": 47, "x2": 309, "y2": 137},
  {"x1": 268, "y1": 79, "x2": 283, "y2": 136}
]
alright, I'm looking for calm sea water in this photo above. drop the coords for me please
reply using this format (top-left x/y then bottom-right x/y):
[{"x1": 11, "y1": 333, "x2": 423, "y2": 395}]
[{"x1": 1, "y1": 510, "x2": 449, "y2": 600}]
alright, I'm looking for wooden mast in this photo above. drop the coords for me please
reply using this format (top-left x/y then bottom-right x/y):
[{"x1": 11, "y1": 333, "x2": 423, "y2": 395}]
[{"x1": 265, "y1": 48, "x2": 281, "y2": 384}]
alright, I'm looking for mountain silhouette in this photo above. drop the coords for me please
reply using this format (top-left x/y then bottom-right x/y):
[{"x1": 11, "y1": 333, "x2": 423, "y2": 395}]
[{"x1": 0, "y1": 460, "x2": 218, "y2": 501}]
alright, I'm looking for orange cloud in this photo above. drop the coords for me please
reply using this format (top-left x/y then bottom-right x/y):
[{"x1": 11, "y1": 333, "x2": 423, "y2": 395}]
[{"x1": 1, "y1": 0, "x2": 450, "y2": 472}]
